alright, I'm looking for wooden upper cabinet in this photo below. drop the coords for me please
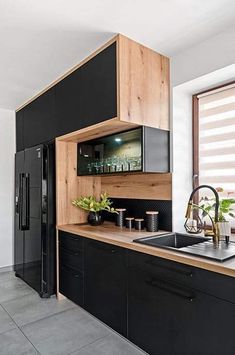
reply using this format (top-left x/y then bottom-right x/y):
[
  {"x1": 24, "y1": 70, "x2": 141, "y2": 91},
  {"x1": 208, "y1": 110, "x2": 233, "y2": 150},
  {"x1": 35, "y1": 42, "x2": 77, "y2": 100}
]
[{"x1": 117, "y1": 35, "x2": 169, "y2": 130}]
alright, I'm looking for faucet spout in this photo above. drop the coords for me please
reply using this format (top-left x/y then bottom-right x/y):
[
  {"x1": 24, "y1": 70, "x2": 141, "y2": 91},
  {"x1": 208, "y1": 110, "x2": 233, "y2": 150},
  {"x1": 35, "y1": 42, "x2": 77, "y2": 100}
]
[{"x1": 185, "y1": 185, "x2": 220, "y2": 244}]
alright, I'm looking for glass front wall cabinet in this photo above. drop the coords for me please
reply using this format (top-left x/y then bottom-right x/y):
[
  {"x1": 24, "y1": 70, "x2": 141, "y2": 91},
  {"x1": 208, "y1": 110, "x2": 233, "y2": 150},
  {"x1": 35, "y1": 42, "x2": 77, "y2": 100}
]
[{"x1": 77, "y1": 127, "x2": 169, "y2": 176}]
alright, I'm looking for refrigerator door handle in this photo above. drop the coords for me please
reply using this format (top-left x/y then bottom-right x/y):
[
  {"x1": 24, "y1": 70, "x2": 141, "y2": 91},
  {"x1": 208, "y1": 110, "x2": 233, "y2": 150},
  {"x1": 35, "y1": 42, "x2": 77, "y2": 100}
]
[
  {"x1": 25, "y1": 173, "x2": 30, "y2": 230},
  {"x1": 19, "y1": 173, "x2": 23, "y2": 230},
  {"x1": 21, "y1": 173, "x2": 30, "y2": 231}
]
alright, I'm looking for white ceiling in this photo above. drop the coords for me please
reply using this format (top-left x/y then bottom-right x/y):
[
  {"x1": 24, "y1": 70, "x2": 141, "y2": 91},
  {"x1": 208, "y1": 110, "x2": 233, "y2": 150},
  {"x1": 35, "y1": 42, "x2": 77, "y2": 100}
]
[{"x1": 1, "y1": 0, "x2": 235, "y2": 110}]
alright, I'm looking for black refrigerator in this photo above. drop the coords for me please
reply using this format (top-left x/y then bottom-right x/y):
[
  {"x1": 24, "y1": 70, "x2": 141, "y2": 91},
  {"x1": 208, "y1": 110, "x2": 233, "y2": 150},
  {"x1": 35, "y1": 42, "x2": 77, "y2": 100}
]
[{"x1": 14, "y1": 142, "x2": 56, "y2": 297}]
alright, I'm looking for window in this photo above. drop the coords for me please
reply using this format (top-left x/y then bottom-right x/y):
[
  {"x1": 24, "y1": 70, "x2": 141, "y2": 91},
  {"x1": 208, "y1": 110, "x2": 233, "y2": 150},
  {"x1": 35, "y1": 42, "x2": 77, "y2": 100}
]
[{"x1": 193, "y1": 82, "x2": 235, "y2": 230}]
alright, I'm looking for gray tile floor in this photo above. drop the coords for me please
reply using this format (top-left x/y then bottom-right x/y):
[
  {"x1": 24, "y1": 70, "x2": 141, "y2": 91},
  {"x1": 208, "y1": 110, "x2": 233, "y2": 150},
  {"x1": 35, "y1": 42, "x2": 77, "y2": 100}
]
[{"x1": 0, "y1": 271, "x2": 146, "y2": 355}]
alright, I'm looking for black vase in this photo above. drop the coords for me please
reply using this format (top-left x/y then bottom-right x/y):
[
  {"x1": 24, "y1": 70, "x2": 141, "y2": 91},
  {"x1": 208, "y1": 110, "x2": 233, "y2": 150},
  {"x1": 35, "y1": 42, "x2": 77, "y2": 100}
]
[{"x1": 87, "y1": 212, "x2": 104, "y2": 226}]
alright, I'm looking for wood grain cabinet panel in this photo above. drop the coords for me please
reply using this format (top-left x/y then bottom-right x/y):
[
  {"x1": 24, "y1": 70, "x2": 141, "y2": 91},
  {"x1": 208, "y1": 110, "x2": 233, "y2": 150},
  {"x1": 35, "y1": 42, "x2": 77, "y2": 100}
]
[{"x1": 118, "y1": 35, "x2": 170, "y2": 130}]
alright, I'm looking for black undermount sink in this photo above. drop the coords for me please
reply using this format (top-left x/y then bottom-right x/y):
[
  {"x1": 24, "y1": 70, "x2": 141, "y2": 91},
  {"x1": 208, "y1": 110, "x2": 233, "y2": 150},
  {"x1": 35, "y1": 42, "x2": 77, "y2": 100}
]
[{"x1": 133, "y1": 233, "x2": 235, "y2": 262}]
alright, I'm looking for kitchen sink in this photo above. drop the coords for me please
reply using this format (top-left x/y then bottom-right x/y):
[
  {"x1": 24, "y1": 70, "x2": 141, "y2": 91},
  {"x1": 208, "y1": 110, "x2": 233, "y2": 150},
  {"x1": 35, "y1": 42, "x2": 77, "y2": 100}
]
[
  {"x1": 133, "y1": 233, "x2": 235, "y2": 262},
  {"x1": 134, "y1": 233, "x2": 210, "y2": 249}
]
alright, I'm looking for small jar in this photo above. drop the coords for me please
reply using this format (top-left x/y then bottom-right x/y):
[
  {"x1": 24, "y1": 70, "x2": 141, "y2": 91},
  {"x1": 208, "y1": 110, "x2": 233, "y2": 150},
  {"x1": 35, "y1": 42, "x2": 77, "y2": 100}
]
[
  {"x1": 146, "y1": 211, "x2": 159, "y2": 232},
  {"x1": 115, "y1": 208, "x2": 126, "y2": 228},
  {"x1": 125, "y1": 217, "x2": 134, "y2": 229},
  {"x1": 134, "y1": 218, "x2": 144, "y2": 230}
]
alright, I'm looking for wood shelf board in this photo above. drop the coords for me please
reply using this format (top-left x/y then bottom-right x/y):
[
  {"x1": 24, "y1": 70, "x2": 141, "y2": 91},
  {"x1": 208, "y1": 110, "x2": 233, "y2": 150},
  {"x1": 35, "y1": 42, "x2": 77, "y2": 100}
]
[
  {"x1": 57, "y1": 222, "x2": 235, "y2": 278},
  {"x1": 56, "y1": 117, "x2": 138, "y2": 143},
  {"x1": 101, "y1": 173, "x2": 172, "y2": 200}
]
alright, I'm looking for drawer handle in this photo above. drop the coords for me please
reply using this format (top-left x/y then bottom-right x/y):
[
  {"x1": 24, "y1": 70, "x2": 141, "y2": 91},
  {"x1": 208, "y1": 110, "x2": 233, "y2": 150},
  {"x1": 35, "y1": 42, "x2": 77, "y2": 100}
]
[
  {"x1": 145, "y1": 259, "x2": 193, "y2": 277},
  {"x1": 61, "y1": 265, "x2": 81, "y2": 278},
  {"x1": 60, "y1": 246, "x2": 82, "y2": 256},
  {"x1": 146, "y1": 278, "x2": 195, "y2": 302}
]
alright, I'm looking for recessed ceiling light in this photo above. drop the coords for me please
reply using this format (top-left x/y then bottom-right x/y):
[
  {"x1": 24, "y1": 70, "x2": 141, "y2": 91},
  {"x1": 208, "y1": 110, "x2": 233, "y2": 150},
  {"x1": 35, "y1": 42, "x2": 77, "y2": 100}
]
[{"x1": 115, "y1": 138, "x2": 122, "y2": 142}]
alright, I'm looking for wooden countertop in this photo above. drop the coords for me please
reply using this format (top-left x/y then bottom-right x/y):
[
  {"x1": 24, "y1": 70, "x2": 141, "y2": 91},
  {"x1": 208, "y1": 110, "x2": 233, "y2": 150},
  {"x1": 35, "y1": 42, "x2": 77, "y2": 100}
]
[{"x1": 57, "y1": 222, "x2": 235, "y2": 278}]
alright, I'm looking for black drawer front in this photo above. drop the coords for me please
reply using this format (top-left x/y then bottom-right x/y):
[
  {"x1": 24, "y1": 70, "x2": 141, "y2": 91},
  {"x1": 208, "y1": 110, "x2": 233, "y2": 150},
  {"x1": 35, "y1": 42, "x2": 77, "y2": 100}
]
[
  {"x1": 59, "y1": 231, "x2": 84, "y2": 252},
  {"x1": 128, "y1": 250, "x2": 235, "y2": 304},
  {"x1": 128, "y1": 250, "x2": 194, "y2": 286},
  {"x1": 60, "y1": 246, "x2": 84, "y2": 273},
  {"x1": 59, "y1": 265, "x2": 84, "y2": 306}
]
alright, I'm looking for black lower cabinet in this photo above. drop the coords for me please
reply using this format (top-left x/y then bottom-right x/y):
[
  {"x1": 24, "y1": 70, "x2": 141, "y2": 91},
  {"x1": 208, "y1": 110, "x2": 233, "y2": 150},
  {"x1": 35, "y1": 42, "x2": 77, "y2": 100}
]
[
  {"x1": 128, "y1": 252, "x2": 235, "y2": 355},
  {"x1": 59, "y1": 232, "x2": 84, "y2": 307},
  {"x1": 84, "y1": 239, "x2": 127, "y2": 336},
  {"x1": 59, "y1": 265, "x2": 84, "y2": 306},
  {"x1": 58, "y1": 233, "x2": 235, "y2": 355}
]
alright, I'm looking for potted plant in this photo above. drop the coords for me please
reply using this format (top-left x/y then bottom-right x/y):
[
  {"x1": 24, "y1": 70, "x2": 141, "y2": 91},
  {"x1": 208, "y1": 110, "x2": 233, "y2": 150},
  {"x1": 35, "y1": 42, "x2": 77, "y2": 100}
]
[
  {"x1": 72, "y1": 192, "x2": 117, "y2": 226},
  {"x1": 200, "y1": 188, "x2": 235, "y2": 237}
]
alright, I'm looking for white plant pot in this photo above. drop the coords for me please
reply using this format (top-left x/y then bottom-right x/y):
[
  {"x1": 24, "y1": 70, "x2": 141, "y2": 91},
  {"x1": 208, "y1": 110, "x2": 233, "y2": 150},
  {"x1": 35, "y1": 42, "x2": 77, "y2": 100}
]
[{"x1": 218, "y1": 221, "x2": 231, "y2": 237}]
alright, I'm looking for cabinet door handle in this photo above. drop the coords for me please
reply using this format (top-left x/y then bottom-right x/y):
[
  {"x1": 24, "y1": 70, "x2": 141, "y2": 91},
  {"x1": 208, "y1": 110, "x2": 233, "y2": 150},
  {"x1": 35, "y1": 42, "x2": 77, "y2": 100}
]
[
  {"x1": 145, "y1": 259, "x2": 193, "y2": 277},
  {"x1": 146, "y1": 278, "x2": 195, "y2": 302}
]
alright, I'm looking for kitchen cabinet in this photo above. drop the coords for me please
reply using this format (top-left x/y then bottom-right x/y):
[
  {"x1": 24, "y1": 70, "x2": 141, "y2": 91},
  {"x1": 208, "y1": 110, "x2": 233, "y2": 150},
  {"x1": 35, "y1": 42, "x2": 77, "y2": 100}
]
[
  {"x1": 16, "y1": 34, "x2": 170, "y2": 151},
  {"x1": 84, "y1": 238, "x2": 127, "y2": 336},
  {"x1": 77, "y1": 126, "x2": 169, "y2": 175},
  {"x1": 16, "y1": 88, "x2": 56, "y2": 151},
  {"x1": 16, "y1": 110, "x2": 24, "y2": 151},
  {"x1": 59, "y1": 231, "x2": 84, "y2": 306},
  {"x1": 23, "y1": 88, "x2": 55, "y2": 149},
  {"x1": 128, "y1": 251, "x2": 235, "y2": 355},
  {"x1": 55, "y1": 42, "x2": 117, "y2": 137}
]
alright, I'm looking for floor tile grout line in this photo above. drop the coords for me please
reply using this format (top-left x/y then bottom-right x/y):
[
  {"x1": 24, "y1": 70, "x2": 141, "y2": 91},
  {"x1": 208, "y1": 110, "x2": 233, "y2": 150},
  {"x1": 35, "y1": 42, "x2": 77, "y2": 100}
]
[
  {"x1": 13, "y1": 303, "x2": 80, "y2": 328},
  {"x1": 68, "y1": 334, "x2": 110, "y2": 355},
  {"x1": 0, "y1": 302, "x2": 41, "y2": 355},
  {"x1": 0, "y1": 290, "x2": 37, "y2": 307},
  {"x1": 1, "y1": 292, "x2": 77, "y2": 329}
]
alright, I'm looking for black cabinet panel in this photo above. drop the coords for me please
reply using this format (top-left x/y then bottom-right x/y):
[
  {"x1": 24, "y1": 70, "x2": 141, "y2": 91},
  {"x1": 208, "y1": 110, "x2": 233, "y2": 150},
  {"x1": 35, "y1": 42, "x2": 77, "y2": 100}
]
[
  {"x1": 60, "y1": 247, "x2": 83, "y2": 273},
  {"x1": 84, "y1": 238, "x2": 127, "y2": 336},
  {"x1": 129, "y1": 250, "x2": 235, "y2": 304},
  {"x1": 16, "y1": 110, "x2": 24, "y2": 152},
  {"x1": 59, "y1": 231, "x2": 84, "y2": 253},
  {"x1": 59, "y1": 231, "x2": 84, "y2": 307},
  {"x1": 59, "y1": 265, "x2": 84, "y2": 306},
  {"x1": 55, "y1": 43, "x2": 117, "y2": 136},
  {"x1": 128, "y1": 251, "x2": 235, "y2": 355},
  {"x1": 23, "y1": 88, "x2": 55, "y2": 148}
]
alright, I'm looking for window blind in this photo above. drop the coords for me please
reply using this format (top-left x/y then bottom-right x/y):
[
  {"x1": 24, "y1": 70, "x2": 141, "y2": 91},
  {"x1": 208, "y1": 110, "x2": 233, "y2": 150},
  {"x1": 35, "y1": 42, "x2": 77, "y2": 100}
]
[{"x1": 198, "y1": 84, "x2": 235, "y2": 226}]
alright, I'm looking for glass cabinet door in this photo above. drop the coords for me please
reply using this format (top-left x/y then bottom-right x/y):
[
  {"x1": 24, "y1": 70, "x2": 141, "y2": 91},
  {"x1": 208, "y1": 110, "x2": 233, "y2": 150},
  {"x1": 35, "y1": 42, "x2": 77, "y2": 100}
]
[{"x1": 77, "y1": 128, "x2": 142, "y2": 175}]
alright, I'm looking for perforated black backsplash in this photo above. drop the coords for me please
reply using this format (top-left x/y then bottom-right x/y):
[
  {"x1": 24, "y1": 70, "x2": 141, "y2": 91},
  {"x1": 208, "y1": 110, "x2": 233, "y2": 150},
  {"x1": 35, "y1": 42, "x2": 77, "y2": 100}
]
[{"x1": 104, "y1": 198, "x2": 172, "y2": 231}]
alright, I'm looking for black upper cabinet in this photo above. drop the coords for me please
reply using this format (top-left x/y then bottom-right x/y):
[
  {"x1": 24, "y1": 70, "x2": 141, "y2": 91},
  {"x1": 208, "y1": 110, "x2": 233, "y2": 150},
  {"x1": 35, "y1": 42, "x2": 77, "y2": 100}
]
[
  {"x1": 15, "y1": 42, "x2": 117, "y2": 150},
  {"x1": 55, "y1": 42, "x2": 117, "y2": 137},
  {"x1": 23, "y1": 88, "x2": 55, "y2": 149},
  {"x1": 16, "y1": 110, "x2": 24, "y2": 152}
]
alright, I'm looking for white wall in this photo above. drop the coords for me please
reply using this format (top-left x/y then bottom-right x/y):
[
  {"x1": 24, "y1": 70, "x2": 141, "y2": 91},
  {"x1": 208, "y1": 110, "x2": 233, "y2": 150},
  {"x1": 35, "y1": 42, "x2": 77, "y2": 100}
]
[
  {"x1": 171, "y1": 23, "x2": 235, "y2": 231},
  {"x1": 0, "y1": 108, "x2": 15, "y2": 268},
  {"x1": 172, "y1": 65, "x2": 235, "y2": 232},
  {"x1": 171, "y1": 26, "x2": 235, "y2": 87}
]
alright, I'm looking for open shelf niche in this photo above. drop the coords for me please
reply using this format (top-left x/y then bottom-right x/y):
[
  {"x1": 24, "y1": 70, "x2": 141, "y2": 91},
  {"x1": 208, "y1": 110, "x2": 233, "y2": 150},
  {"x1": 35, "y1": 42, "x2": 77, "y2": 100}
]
[{"x1": 56, "y1": 118, "x2": 172, "y2": 226}]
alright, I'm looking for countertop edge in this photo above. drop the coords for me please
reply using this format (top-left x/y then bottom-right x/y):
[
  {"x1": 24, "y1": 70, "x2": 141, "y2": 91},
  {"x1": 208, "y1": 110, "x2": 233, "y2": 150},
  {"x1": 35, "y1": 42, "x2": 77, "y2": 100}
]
[{"x1": 57, "y1": 224, "x2": 235, "y2": 278}]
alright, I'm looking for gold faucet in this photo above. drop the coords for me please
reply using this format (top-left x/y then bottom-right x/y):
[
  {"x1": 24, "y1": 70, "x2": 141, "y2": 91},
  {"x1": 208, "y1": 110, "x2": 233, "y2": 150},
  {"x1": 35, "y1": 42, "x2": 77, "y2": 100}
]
[{"x1": 185, "y1": 185, "x2": 220, "y2": 245}]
